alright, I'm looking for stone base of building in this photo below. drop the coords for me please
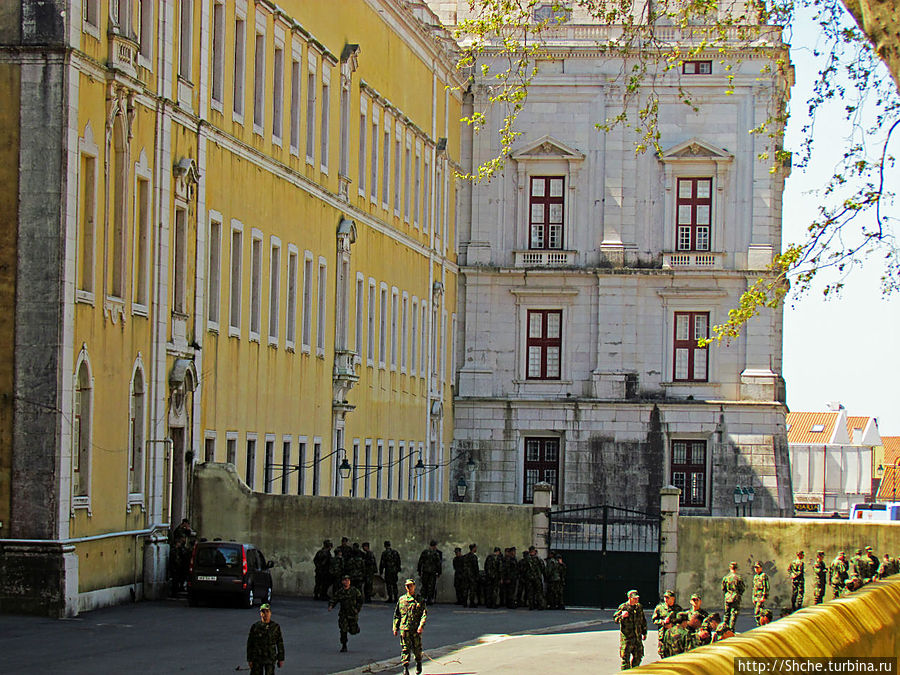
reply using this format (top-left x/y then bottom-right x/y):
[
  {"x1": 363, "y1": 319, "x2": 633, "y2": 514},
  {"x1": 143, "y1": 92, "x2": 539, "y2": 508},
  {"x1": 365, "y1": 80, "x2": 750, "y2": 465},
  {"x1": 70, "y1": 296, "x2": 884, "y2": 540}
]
[{"x1": 0, "y1": 542, "x2": 79, "y2": 618}]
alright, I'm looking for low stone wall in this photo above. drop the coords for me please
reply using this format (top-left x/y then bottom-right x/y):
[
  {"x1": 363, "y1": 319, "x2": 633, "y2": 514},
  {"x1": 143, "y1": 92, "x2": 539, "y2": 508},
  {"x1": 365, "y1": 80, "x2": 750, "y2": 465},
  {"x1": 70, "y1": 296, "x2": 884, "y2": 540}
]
[
  {"x1": 675, "y1": 516, "x2": 900, "y2": 611},
  {"x1": 634, "y1": 576, "x2": 900, "y2": 672},
  {"x1": 192, "y1": 463, "x2": 535, "y2": 600}
]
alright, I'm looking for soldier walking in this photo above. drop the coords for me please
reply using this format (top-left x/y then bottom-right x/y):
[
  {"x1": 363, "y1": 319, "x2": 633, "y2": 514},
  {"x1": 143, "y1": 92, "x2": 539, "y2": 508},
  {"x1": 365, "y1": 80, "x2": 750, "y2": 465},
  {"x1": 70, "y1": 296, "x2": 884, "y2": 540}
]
[
  {"x1": 246, "y1": 603, "x2": 284, "y2": 674},
  {"x1": 417, "y1": 540, "x2": 443, "y2": 605},
  {"x1": 379, "y1": 541, "x2": 402, "y2": 603},
  {"x1": 393, "y1": 578, "x2": 428, "y2": 675},
  {"x1": 829, "y1": 550, "x2": 849, "y2": 599},
  {"x1": 812, "y1": 550, "x2": 827, "y2": 604},
  {"x1": 313, "y1": 540, "x2": 333, "y2": 601},
  {"x1": 752, "y1": 562, "x2": 769, "y2": 625},
  {"x1": 328, "y1": 575, "x2": 364, "y2": 652},
  {"x1": 651, "y1": 590, "x2": 681, "y2": 659},
  {"x1": 788, "y1": 550, "x2": 805, "y2": 612},
  {"x1": 613, "y1": 589, "x2": 647, "y2": 669},
  {"x1": 361, "y1": 542, "x2": 378, "y2": 602},
  {"x1": 721, "y1": 561, "x2": 745, "y2": 631}
]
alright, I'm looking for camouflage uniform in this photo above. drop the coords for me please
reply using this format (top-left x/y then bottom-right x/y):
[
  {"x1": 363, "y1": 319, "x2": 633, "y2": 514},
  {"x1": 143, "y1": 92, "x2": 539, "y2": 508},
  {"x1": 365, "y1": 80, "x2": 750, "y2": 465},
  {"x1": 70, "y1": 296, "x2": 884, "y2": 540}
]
[
  {"x1": 863, "y1": 548, "x2": 879, "y2": 583},
  {"x1": 613, "y1": 594, "x2": 647, "y2": 669},
  {"x1": 329, "y1": 582, "x2": 364, "y2": 650},
  {"x1": 362, "y1": 544, "x2": 378, "y2": 602},
  {"x1": 246, "y1": 616, "x2": 285, "y2": 675},
  {"x1": 788, "y1": 554, "x2": 805, "y2": 611},
  {"x1": 829, "y1": 554, "x2": 849, "y2": 598},
  {"x1": 545, "y1": 554, "x2": 564, "y2": 609},
  {"x1": 462, "y1": 547, "x2": 480, "y2": 608},
  {"x1": 452, "y1": 549, "x2": 466, "y2": 605},
  {"x1": 526, "y1": 551, "x2": 546, "y2": 610},
  {"x1": 752, "y1": 566, "x2": 769, "y2": 625},
  {"x1": 394, "y1": 585, "x2": 428, "y2": 675},
  {"x1": 379, "y1": 543, "x2": 402, "y2": 603},
  {"x1": 517, "y1": 551, "x2": 530, "y2": 607},
  {"x1": 346, "y1": 547, "x2": 365, "y2": 593},
  {"x1": 721, "y1": 566, "x2": 745, "y2": 631},
  {"x1": 313, "y1": 542, "x2": 333, "y2": 601},
  {"x1": 650, "y1": 595, "x2": 682, "y2": 658},
  {"x1": 329, "y1": 550, "x2": 344, "y2": 595},
  {"x1": 812, "y1": 552, "x2": 827, "y2": 604},
  {"x1": 500, "y1": 549, "x2": 519, "y2": 609},
  {"x1": 662, "y1": 617, "x2": 689, "y2": 657},
  {"x1": 417, "y1": 545, "x2": 442, "y2": 604},
  {"x1": 878, "y1": 554, "x2": 899, "y2": 579},
  {"x1": 483, "y1": 549, "x2": 502, "y2": 608}
]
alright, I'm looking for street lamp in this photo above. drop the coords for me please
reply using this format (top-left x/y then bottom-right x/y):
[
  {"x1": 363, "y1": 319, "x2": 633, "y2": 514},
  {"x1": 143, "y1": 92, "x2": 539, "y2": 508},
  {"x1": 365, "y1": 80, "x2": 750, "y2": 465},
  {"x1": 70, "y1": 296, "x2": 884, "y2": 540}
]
[
  {"x1": 733, "y1": 486, "x2": 742, "y2": 517},
  {"x1": 747, "y1": 486, "x2": 755, "y2": 516},
  {"x1": 338, "y1": 457, "x2": 352, "y2": 480},
  {"x1": 733, "y1": 484, "x2": 755, "y2": 517},
  {"x1": 456, "y1": 476, "x2": 468, "y2": 498}
]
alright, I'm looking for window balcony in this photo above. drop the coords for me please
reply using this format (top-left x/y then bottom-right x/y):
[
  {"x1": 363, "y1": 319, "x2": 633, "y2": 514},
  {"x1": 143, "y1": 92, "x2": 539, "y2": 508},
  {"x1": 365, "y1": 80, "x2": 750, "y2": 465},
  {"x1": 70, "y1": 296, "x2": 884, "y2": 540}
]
[
  {"x1": 108, "y1": 31, "x2": 139, "y2": 79},
  {"x1": 514, "y1": 249, "x2": 576, "y2": 267},
  {"x1": 333, "y1": 349, "x2": 359, "y2": 404},
  {"x1": 662, "y1": 251, "x2": 724, "y2": 269}
]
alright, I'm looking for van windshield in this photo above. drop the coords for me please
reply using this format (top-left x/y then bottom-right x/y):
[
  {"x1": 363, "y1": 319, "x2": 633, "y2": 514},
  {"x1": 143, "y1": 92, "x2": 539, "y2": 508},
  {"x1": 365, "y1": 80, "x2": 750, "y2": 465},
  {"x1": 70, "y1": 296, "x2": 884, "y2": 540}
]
[{"x1": 196, "y1": 545, "x2": 241, "y2": 570}]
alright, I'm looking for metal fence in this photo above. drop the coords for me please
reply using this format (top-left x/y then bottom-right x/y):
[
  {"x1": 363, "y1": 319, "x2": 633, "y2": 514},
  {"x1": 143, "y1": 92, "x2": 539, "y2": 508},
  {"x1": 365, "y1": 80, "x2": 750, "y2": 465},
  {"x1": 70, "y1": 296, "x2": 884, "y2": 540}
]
[{"x1": 549, "y1": 504, "x2": 659, "y2": 553}]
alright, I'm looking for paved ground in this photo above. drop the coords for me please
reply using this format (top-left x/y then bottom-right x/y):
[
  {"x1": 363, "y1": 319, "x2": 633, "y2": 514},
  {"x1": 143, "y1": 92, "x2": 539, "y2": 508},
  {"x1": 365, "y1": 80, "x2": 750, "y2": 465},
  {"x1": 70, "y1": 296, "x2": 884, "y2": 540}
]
[{"x1": 0, "y1": 596, "x2": 760, "y2": 674}]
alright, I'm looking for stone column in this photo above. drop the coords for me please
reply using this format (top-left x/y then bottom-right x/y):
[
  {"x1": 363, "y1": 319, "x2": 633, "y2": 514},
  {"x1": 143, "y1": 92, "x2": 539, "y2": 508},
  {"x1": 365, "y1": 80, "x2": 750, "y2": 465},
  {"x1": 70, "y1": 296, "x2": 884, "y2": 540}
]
[
  {"x1": 532, "y1": 482, "x2": 553, "y2": 558},
  {"x1": 659, "y1": 485, "x2": 681, "y2": 596}
]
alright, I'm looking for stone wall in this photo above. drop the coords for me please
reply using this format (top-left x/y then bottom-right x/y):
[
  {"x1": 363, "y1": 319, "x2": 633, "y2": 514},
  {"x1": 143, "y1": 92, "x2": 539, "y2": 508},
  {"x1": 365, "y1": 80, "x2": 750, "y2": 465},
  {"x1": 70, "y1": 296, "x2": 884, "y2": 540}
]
[
  {"x1": 675, "y1": 516, "x2": 900, "y2": 611},
  {"x1": 192, "y1": 463, "x2": 536, "y2": 600}
]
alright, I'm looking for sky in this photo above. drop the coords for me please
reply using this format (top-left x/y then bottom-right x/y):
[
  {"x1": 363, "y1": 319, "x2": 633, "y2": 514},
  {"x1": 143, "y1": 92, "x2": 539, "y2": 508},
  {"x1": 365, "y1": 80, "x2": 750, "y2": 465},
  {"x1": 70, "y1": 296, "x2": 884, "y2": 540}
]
[{"x1": 779, "y1": 5, "x2": 900, "y2": 436}]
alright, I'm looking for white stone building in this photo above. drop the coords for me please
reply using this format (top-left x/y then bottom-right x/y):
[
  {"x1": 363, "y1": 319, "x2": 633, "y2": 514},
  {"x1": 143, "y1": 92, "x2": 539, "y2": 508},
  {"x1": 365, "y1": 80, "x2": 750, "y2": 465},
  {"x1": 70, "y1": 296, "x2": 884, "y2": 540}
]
[{"x1": 428, "y1": 1, "x2": 794, "y2": 516}]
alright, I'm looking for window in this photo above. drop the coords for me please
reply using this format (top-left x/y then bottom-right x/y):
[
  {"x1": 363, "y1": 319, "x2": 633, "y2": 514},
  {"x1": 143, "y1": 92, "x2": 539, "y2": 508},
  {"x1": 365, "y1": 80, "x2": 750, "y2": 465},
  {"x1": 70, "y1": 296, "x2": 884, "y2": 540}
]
[
  {"x1": 138, "y1": 0, "x2": 153, "y2": 60},
  {"x1": 110, "y1": 119, "x2": 127, "y2": 298},
  {"x1": 289, "y1": 57, "x2": 301, "y2": 153},
  {"x1": 172, "y1": 207, "x2": 188, "y2": 313},
  {"x1": 253, "y1": 29, "x2": 265, "y2": 132},
  {"x1": 529, "y1": 176, "x2": 564, "y2": 250},
  {"x1": 382, "y1": 118, "x2": 391, "y2": 206},
  {"x1": 810, "y1": 424, "x2": 825, "y2": 433},
  {"x1": 316, "y1": 260, "x2": 327, "y2": 355},
  {"x1": 419, "y1": 302, "x2": 427, "y2": 377},
  {"x1": 281, "y1": 439, "x2": 291, "y2": 494},
  {"x1": 355, "y1": 275, "x2": 364, "y2": 356},
  {"x1": 302, "y1": 254, "x2": 313, "y2": 350},
  {"x1": 357, "y1": 98, "x2": 367, "y2": 193},
  {"x1": 411, "y1": 298, "x2": 418, "y2": 376},
  {"x1": 379, "y1": 284, "x2": 387, "y2": 367},
  {"x1": 376, "y1": 440, "x2": 384, "y2": 498},
  {"x1": 179, "y1": 0, "x2": 192, "y2": 80},
  {"x1": 286, "y1": 247, "x2": 298, "y2": 347},
  {"x1": 403, "y1": 140, "x2": 411, "y2": 222},
  {"x1": 339, "y1": 85, "x2": 350, "y2": 177},
  {"x1": 204, "y1": 435, "x2": 215, "y2": 462},
  {"x1": 233, "y1": 15, "x2": 246, "y2": 118},
  {"x1": 364, "y1": 440, "x2": 372, "y2": 497},
  {"x1": 73, "y1": 360, "x2": 92, "y2": 499},
  {"x1": 450, "y1": 313, "x2": 457, "y2": 386},
  {"x1": 207, "y1": 217, "x2": 221, "y2": 326},
  {"x1": 673, "y1": 311, "x2": 709, "y2": 382},
  {"x1": 264, "y1": 437, "x2": 275, "y2": 493},
  {"x1": 246, "y1": 436, "x2": 257, "y2": 490},
  {"x1": 272, "y1": 44, "x2": 284, "y2": 142},
  {"x1": 77, "y1": 153, "x2": 96, "y2": 294},
  {"x1": 249, "y1": 232, "x2": 262, "y2": 338},
  {"x1": 676, "y1": 178, "x2": 712, "y2": 251},
  {"x1": 268, "y1": 238, "x2": 281, "y2": 343},
  {"x1": 434, "y1": 162, "x2": 442, "y2": 239},
  {"x1": 526, "y1": 309, "x2": 562, "y2": 380},
  {"x1": 297, "y1": 439, "x2": 307, "y2": 495},
  {"x1": 134, "y1": 177, "x2": 150, "y2": 308},
  {"x1": 82, "y1": 0, "x2": 99, "y2": 29},
  {"x1": 683, "y1": 60, "x2": 712, "y2": 74},
  {"x1": 401, "y1": 294, "x2": 408, "y2": 372},
  {"x1": 387, "y1": 441, "x2": 395, "y2": 499},
  {"x1": 128, "y1": 367, "x2": 144, "y2": 495},
  {"x1": 671, "y1": 440, "x2": 707, "y2": 507},
  {"x1": 397, "y1": 441, "x2": 405, "y2": 500},
  {"x1": 390, "y1": 288, "x2": 399, "y2": 370},
  {"x1": 226, "y1": 433, "x2": 237, "y2": 465},
  {"x1": 393, "y1": 127, "x2": 401, "y2": 214},
  {"x1": 370, "y1": 108, "x2": 379, "y2": 201},
  {"x1": 423, "y1": 154, "x2": 430, "y2": 233},
  {"x1": 319, "y1": 71, "x2": 330, "y2": 172},
  {"x1": 312, "y1": 440, "x2": 321, "y2": 495},
  {"x1": 210, "y1": 2, "x2": 224, "y2": 105},
  {"x1": 229, "y1": 223, "x2": 243, "y2": 334},
  {"x1": 413, "y1": 147, "x2": 420, "y2": 227},
  {"x1": 367, "y1": 280, "x2": 376, "y2": 366},
  {"x1": 523, "y1": 437, "x2": 559, "y2": 504},
  {"x1": 305, "y1": 56, "x2": 317, "y2": 162}
]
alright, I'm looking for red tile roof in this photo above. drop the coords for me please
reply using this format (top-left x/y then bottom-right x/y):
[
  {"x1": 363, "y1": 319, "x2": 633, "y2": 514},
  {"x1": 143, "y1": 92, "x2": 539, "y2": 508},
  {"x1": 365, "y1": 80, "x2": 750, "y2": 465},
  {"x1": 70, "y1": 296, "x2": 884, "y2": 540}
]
[
  {"x1": 846, "y1": 416, "x2": 871, "y2": 438},
  {"x1": 876, "y1": 437, "x2": 900, "y2": 501},
  {"x1": 786, "y1": 412, "x2": 839, "y2": 444}
]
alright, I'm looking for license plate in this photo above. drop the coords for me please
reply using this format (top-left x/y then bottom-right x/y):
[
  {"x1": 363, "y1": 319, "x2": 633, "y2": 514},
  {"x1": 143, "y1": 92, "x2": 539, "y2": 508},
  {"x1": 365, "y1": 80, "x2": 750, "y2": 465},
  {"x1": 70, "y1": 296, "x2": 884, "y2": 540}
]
[{"x1": 196, "y1": 575, "x2": 216, "y2": 581}]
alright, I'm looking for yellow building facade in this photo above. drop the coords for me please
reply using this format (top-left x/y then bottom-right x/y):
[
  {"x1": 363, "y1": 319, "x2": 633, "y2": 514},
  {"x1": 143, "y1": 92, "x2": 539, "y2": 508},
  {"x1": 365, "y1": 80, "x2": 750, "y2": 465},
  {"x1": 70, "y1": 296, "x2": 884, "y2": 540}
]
[{"x1": 0, "y1": 0, "x2": 461, "y2": 617}]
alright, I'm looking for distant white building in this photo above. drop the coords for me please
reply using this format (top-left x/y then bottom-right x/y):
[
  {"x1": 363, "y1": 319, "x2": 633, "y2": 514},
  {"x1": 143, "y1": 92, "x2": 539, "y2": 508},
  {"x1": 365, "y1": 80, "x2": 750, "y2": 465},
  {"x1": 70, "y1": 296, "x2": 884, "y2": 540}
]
[
  {"x1": 788, "y1": 405, "x2": 880, "y2": 515},
  {"x1": 430, "y1": 2, "x2": 794, "y2": 516}
]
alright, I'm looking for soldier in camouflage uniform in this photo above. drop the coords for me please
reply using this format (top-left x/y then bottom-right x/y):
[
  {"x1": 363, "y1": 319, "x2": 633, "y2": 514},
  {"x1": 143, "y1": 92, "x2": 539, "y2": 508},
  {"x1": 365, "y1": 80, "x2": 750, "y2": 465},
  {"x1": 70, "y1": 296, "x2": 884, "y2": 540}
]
[
  {"x1": 613, "y1": 589, "x2": 647, "y2": 669},
  {"x1": 788, "y1": 550, "x2": 805, "y2": 612},
  {"x1": 663, "y1": 610, "x2": 689, "y2": 658},
  {"x1": 452, "y1": 548, "x2": 465, "y2": 605},
  {"x1": 500, "y1": 547, "x2": 519, "y2": 609},
  {"x1": 361, "y1": 542, "x2": 378, "y2": 602},
  {"x1": 752, "y1": 562, "x2": 769, "y2": 625},
  {"x1": 346, "y1": 544, "x2": 365, "y2": 593},
  {"x1": 863, "y1": 546, "x2": 879, "y2": 583},
  {"x1": 462, "y1": 543, "x2": 480, "y2": 608},
  {"x1": 688, "y1": 593, "x2": 708, "y2": 622},
  {"x1": 313, "y1": 540, "x2": 333, "y2": 601},
  {"x1": 393, "y1": 578, "x2": 428, "y2": 675},
  {"x1": 685, "y1": 611, "x2": 704, "y2": 651},
  {"x1": 417, "y1": 540, "x2": 442, "y2": 605},
  {"x1": 328, "y1": 575, "x2": 364, "y2": 652},
  {"x1": 517, "y1": 550, "x2": 530, "y2": 607},
  {"x1": 246, "y1": 603, "x2": 284, "y2": 674},
  {"x1": 484, "y1": 547, "x2": 502, "y2": 608},
  {"x1": 330, "y1": 548, "x2": 345, "y2": 596},
  {"x1": 878, "y1": 552, "x2": 899, "y2": 579},
  {"x1": 829, "y1": 550, "x2": 849, "y2": 599},
  {"x1": 812, "y1": 550, "x2": 827, "y2": 604},
  {"x1": 847, "y1": 548, "x2": 863, "y2": 586},
  {"x1": 651, "y1": 590, "x2": 681, "y2": 658},
  {"x1": 526, "y1": 546, "x2": 546, "y2": 610},
  {"x1": 721, "y1": 561, "x2": 745, "y2": 631},
  {"x1": 698, "y1": 612, "x2": 721, "y2": 646},
  {"x1": 379, "y1": 541, "x2": 402, "y2": 603},
  {"x1": 545, "y1": 551, "x2": 564, "y2": 610}
]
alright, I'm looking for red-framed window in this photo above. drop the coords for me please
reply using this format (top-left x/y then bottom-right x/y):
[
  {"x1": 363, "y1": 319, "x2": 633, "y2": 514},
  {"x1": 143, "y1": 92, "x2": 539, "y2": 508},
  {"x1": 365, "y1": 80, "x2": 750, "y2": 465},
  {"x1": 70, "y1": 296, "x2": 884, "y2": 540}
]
[
  {"x1": 526, "y1": 309, "x2": 561, "y2": 380},
  {"x1": 673, "y1": 311, "x2": 709, "y2": 382},
  {"x1": 671, "y1": 440, "x2": 707, "y2": 507},
  {"x1": 524, "y1": 437, "x2": 559, "y2": 504},
  {"x1": 676, "y1": 177, "x2": 712, "y2": 251},
  {"x1": 682, "y1": 60, "x2": 712, "y2": 74},
  {"x1": 529, "y1": 176, "x2": 564, "y2": 250}
]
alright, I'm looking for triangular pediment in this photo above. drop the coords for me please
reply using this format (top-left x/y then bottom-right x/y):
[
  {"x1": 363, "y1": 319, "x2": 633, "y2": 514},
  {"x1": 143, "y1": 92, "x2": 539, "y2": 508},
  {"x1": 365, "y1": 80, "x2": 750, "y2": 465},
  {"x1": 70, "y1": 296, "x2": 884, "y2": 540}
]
[
  {"x1": 660, "y1": 137, "x2": 733, "y2": 162},
  {"x1": 511, "y1": 135, "x2": 585, "y2": 161}
]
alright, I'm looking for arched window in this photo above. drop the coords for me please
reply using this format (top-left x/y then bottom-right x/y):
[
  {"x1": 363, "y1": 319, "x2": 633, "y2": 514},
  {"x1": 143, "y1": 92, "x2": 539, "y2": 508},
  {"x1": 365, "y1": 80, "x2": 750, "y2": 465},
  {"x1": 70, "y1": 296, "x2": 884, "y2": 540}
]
[
  {"x1": 129, "y1": 366, "x2": 145, "y2": 495},
  {"x1": 110, "y1": 115, "x2": 128, "y2": 298},
  {"x1": 73, "y1": 360, "x2": 92, "y2": 499}
]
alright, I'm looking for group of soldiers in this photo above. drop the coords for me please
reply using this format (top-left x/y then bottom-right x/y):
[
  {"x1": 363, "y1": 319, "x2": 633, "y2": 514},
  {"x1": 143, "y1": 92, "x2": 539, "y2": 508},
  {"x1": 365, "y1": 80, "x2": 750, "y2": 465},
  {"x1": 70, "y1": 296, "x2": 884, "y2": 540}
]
[
  {"x1": 313, "y1": 538, "x2": 404, "y2": 604},
  {"x1": 452, "y1": 545, "x2": 567, "y2": 611}
]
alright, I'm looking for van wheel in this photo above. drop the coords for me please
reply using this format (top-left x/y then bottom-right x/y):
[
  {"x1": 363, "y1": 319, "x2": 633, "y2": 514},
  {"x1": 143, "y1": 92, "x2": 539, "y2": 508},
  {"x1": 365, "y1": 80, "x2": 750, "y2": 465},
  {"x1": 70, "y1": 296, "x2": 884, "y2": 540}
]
[{"x1": 244, "y1": 587, "x2": 254, "y2": 608}]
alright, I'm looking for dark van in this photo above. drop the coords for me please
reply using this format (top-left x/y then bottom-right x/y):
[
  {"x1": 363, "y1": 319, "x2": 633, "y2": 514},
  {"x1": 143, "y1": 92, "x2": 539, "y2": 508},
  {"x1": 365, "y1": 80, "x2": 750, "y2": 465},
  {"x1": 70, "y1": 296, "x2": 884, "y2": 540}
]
[{"x1": 187, "y1": 541, "x2": 274, "y2": 608}]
